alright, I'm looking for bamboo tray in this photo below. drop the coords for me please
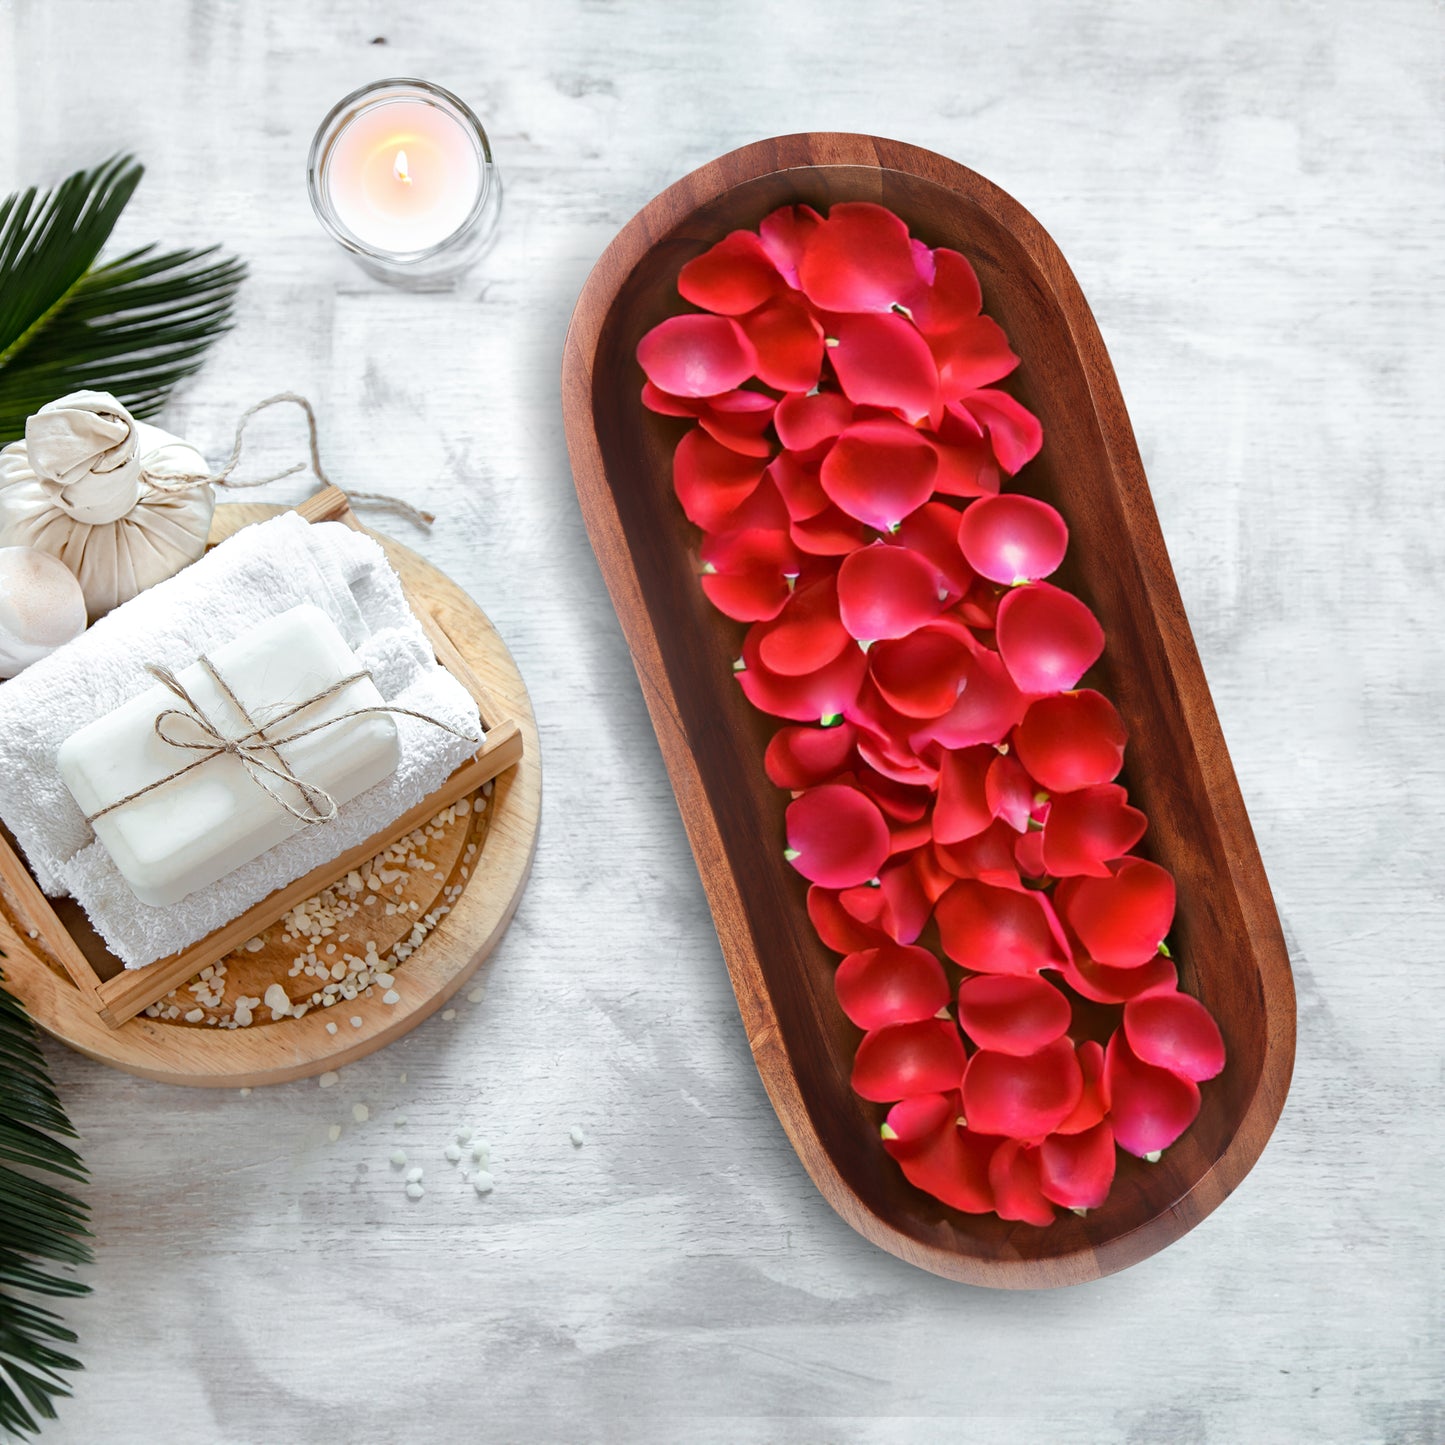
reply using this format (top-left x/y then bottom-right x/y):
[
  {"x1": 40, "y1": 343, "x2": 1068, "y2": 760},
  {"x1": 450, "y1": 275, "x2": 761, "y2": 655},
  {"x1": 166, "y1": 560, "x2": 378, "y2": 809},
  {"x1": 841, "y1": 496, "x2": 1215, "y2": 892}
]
[
  {"x1": 0, "y1": 488, "x2": 540, "y2": 1086},
  {"x1": 562, "y1": 133, "x2": 1295, "y2": 1287}
]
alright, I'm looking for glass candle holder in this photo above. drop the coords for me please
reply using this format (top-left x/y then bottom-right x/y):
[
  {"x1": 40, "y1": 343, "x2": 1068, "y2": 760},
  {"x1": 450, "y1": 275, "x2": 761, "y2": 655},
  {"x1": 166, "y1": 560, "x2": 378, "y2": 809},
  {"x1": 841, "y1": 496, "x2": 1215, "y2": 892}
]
[{"x1": 307, "y1": 78, "x2": 502, "y2": 289}]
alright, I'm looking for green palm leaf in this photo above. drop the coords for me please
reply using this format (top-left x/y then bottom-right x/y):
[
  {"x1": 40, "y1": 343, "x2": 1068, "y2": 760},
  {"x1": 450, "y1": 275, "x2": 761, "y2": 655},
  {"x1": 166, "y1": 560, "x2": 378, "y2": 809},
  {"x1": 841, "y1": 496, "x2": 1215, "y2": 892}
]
[
  {"x1": 0, "y1": 154, "x2": 245, "y2": 444},
  {"x1": 0, "y1": 967, "x2": 92, "y2": 1438}
]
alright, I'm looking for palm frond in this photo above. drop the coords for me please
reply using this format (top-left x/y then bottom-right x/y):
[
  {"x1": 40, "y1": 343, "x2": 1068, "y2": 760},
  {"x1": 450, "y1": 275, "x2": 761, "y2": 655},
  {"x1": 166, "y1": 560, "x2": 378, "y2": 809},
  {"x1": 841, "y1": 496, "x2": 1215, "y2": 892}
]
[
  {"x1": 0, "y1": 967, "x2": 92, "y2": 1438},
  {"x1": 0, "y1": 155, "x2": 245, "y2": 443}
]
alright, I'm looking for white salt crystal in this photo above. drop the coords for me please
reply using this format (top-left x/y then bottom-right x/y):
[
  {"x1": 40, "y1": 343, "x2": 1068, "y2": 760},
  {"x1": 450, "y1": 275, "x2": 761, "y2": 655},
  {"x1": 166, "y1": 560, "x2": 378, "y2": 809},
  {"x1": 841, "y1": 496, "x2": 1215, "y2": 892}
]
[
  {"x1": 318, "y1": 1071, "x2": 339, "y2": 1089},
  {"x1": 441, "y1": 1008, "x2": 456, "y2": 1021},
  {"x1": 390, "y1": 1150, "x2": 407, "y2": 1168},
  {"x1": 406, "y1": 1167, "x2": 423, "y2": 1183},
  {"x1": 456, "y1": 1128, "x2": 472, "y2": 1145},
  {"x1": 444, "y1": 1144, "x2": 461, "y2": 1163},
  {"x1": 352, "y1": 1103, "x2": 370, "y2": 1123},
  {"x1": 467, "y1": 988, "x2": 485, "y2": 1003},
  {"x1": 263, "y1": 983, "x2": 292, "y2": 1019},
  {"x1": 471, "y1": 1142, "x2": 489, "y2": 1164},
  {"x1": 184, "y1": 1008, "x2": 204, "y2": 1023},
  {"x1": 405, "y1": 1181, "x2": 424, "y2": 1200},
  {"x1": 472, "y1": 1172, "x2": 494, "y2": 1195},
  {"x1": 382, "y1": 990, "x2": 400, "y2": 1005},
  {"x1": 350, "y1": 1016, "x2": 363, "y2": 1029},
  {"x1": 327, "y1": 1124, "x2": 341, "y2": 1143},
  {"x1": 570, "y1": 1126, "x2": 585, "y2": 1148},
  {"x1": 238, "y1": 1088, "x2": 252, "y2": 1097},
  {"x1": 394, "y1": 1115, "x2": 407, "y2": 1127},
  {"x1": 325, "y1": 1021, "x2": 338, "y2": 1035}
]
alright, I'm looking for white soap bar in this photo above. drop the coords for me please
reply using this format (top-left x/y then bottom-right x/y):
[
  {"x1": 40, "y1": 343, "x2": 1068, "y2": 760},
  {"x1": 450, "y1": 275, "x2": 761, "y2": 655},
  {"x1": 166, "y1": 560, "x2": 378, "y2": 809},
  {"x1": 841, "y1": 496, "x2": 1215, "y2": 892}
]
[{"x1": 58, "y1": 604, "x2": 400, "y2": 908}]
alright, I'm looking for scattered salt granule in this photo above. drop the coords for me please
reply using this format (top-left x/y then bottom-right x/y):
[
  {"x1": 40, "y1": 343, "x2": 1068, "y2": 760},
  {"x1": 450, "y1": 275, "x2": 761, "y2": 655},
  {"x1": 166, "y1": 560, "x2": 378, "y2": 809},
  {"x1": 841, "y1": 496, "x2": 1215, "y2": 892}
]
[
  {"x1": 318, "y1": 1071, "x2": 339, "y2": 1089},
  {"x1": 327, "y1": 1124, "x2": 342, "y2": 1143},
  {"x1": 238, "y1": 1088, "x2": 252, "y2": 1098},
  {"x1": 405, "y1": 1181, "x2": 424, "y2": 1200},
  {"x1": 263, "y1": 983, "x2": 292, "y2": 1019},
  {"x1": 467, "y1": 988, "x2": 484, "y2": 1003},
  {"x1": 400, "y1": 1072, "x2": 407, "y2": 1083},
  {"x1": 390, "y1": 1150, "x2": 407, "y2": 1168},
  {"x1": 444, "y1": 1144, "x2": 461, "y2": 1163},
  {"x1": 352, "y1": 1103, "x2": 370, "y2": 1123},
  {"x1": 570, "y1": 1126, "x2": 585, "y2": 1148},
  {"x1": 325, "y1": 1021, "x2": 338, "y2": 1035},
  {"x1": 245, "y1": 937, "x2": 264, "y2": 953},
  {"x1": 184, "y1": 1008, "x2": 204, "y2": 1023},
  {"x1": 456, "y1": 1128, "x2": 472, "y2": 1145},
  {"x1": 406, "y1": 1167, "x2": 423, "y2": 1183},
  {"x1": 382, "y1": 990, "x2": 400, "y2": 1005},
  {"x1": 393, "y1": 1115, "x2": 407, "y2": 1127},
  {"x1": 350, "y1": 1016, "x2": 363, "y2": 1029},
  {"x1": 441, "y1": 1008, "x2": 456, "y2": 1021},
  {"x1": 472, "y1": 1172, "x2": 494, "y2": 1195},
  {"x1": 471, "y1": 1141, "x2": 489, "y2": 1165}
]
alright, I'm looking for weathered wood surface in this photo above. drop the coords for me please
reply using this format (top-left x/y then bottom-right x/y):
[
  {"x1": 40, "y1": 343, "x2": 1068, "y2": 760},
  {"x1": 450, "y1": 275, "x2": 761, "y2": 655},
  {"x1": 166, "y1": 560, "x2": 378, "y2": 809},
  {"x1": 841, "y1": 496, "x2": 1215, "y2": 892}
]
[{"x1": 0, "y1": 0, "x2": 1439, "y2": 1440}]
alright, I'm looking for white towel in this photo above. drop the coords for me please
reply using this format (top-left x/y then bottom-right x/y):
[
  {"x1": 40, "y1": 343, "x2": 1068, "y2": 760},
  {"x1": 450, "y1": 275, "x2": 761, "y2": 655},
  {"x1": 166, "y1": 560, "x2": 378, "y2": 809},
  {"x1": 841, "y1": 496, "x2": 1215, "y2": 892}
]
[{"x1": 0, "y1": 512, "x2": 482, "y2": 967}]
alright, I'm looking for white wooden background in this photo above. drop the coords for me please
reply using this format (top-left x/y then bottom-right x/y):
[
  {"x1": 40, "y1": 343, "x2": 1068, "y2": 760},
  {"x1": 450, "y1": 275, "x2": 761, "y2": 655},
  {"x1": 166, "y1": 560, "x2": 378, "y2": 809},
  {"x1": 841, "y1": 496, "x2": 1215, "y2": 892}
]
[{"x1": 1, "y1": 2, "x2": 1441, "y2": 1441}]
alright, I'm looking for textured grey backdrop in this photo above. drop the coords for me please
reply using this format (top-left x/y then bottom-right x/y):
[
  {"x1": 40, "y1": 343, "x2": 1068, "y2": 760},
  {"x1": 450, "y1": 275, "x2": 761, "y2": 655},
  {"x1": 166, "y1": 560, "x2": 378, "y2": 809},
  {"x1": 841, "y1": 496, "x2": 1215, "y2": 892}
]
[{"x1": 1, "y1": 2, "x2": 1440, "y2": 1442}]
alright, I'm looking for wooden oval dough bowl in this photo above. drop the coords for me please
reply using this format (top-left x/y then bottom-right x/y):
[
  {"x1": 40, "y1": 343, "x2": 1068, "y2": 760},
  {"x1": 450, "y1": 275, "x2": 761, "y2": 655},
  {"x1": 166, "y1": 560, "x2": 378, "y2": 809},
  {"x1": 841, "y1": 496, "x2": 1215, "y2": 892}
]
[{"x1": 562, "y1": 133, "x2": 1295, "y2": 1287}]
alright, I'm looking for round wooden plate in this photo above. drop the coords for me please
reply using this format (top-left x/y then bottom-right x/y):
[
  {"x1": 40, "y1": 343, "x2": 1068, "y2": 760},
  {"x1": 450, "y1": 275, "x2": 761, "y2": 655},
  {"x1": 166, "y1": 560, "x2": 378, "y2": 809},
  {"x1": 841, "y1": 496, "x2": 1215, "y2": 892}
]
[{"x1": 1, "y1": 503, "x2": 540, "y2": 1087}]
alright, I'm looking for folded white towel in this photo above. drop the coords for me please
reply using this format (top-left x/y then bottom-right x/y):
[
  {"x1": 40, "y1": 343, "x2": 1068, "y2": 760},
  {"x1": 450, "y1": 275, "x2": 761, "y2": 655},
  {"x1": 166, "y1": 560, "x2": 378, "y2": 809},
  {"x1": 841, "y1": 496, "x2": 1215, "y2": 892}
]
[{"x1": 0, "y1": 512, "x2": 482, "y2": 967}]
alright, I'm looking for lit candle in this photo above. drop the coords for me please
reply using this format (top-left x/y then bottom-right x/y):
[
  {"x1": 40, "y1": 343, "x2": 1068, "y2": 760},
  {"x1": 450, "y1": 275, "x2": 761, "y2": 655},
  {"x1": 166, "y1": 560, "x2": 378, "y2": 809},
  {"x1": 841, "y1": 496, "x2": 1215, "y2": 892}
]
[{"x1": 308, "y1": 79, "x2": 502, "y2": 287}]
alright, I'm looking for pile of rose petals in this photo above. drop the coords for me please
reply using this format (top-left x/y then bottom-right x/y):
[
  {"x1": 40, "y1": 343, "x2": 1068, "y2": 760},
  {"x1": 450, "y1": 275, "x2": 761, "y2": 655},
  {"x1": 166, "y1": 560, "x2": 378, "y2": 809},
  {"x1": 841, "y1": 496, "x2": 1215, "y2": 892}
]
[{"x1": 638, "y1": 201, "x2": 1224, "y2": 1225}]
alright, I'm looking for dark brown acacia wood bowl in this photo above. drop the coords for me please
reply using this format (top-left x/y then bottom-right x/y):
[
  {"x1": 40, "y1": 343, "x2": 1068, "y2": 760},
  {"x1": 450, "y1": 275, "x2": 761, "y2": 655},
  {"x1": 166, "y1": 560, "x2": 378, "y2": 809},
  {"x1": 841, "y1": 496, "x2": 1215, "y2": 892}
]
[{"x1": 561, "y1": 133, "x2": 1295, "y2": 1287}]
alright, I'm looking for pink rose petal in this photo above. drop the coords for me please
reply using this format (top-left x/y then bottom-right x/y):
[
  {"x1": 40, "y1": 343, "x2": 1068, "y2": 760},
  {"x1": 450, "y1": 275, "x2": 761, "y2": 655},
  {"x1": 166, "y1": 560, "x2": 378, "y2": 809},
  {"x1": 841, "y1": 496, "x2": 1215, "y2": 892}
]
[
  {"x1": 958, "y1": 387, "x2": 1044, "y2": 474},
  {"x1": 1041, "y1": 783, "x2": 1148, "y2": 878},
  {"x1": 835, "y1": 942, "x2": 951, "y2": 1030},
  {"x1": 837, "y1": 544, "x2": 945, "y2": 642},
  {"x1": 987, "y1": 1139, "x2": 1055, "y2": 1225},
  {"x1": 678, "y1": 230, "x2": 785, "y2": 315},
  {"x1": 1037, "y1": 1120, "x2": 1116, "y2": 1210},
  {"x1": 935, "y1": 880, "x2": 1070, "y2": 975},
  {"x1": 820, "y1": 418, "x2": 939, "y2": 532},
  {"x1": 1104, "y1": 1030, "x2": 1201, "y2": 1157},
  {"x1": 1013, "y1": 689, "x2": 1127, "y2": 793},
  {"x1": 995, "y1": 582, "x2": 1105, "y2": 694},
  {"x1": 699, "y1": 527, "x2": 800, "y2": 622},
  {"x1": 957, "y1": 974, "x2": 1071, "y2": 1056},
  {"x1": 797, "y1": 201, "x2": 920, "y2": 313},
  {"x1": 773, "y1": 391, "x2": 856, "y2": 452},
  {"x1": 829, "y1": 312, "x2": 941, "y2": 426},
  {"x1": 672, "y1": 428, "x2": 766, "y2": 531},
  {"x1": 964, "y1": 1037, "x2": 1083, "y2": 1141},
  {"x1": 1124, "y1": 990, "x2": 1226, "y2": 1082},
  {"x1": 637, "y1": 313, "x2": 758, "y2": 397},
  {"x1": 1056, "y1": 858, "x2": 1176, "y2": 968},
  {"x1": 785, "y1": 783, "x2": 891, "y2": 888},
  {"x1": 758, "y1": 203, "x2": 823, "y2": 289},
  {"x1": 852, "y1": 1019, "x2": 968, "y2": 1102},
  {"x1": 958, "y1": 494, "x2": 1069, "y2": 584},
  {"x1": 764, "y1": 721, "x2": 859, "y2": 791},
  {"x1": 739, "y1": 293, "x2": 826, "y2": 392}
]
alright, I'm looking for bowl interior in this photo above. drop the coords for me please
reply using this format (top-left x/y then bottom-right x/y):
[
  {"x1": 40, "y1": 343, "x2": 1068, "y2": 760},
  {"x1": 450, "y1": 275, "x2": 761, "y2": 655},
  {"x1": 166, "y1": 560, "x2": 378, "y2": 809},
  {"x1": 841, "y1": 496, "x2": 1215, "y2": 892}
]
[{"x1": 588, "y1": 162, "x2": 1267, "y2": 1272}]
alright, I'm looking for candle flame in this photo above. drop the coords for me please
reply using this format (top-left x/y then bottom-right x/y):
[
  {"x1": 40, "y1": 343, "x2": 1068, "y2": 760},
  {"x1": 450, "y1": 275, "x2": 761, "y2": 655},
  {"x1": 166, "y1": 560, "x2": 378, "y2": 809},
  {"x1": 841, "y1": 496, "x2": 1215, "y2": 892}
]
[{"x1": 393, "y1": 148, "x2": 412, "y2": 185}]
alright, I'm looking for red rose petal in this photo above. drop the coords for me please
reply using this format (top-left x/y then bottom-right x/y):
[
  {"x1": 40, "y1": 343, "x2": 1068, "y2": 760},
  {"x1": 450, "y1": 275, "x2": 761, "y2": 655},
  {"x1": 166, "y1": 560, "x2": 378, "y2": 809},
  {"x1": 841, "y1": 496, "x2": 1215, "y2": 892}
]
[
  {"x1": 677, "y1": 230, "x2": 784, "y2": 315},
  {"x1": 820, "y1": 418, "x2": 940, "y2": 532},
  {"x1": 909, "y1": 239, "x2": 937, "y2": 288},
  {"x1": 894, "y1": 501, "x2": 975, "y2": 600},
  {"x1": 931, "y1": 404, "x2": 1003, "y2": 498},
  {"x1": 869, "y1": 628, "x2": 971, "y2": 719},
  {"x1": 768, "y1": 449, "x2": 830, "y2": 521},
  {"x1": 963, "y1": 1038, "x2": 1083, "y2": 1140},
  {"x1": 1059, "y1": 953, "x2": 1178, "y2": 1005},
  {"x1": 637, "y1": 313, "x2": 758, "y2": 397},
  {"x1": 1014, "y1": 828, "x2": 1047, "y2": 880},
  {"x1": 874, "y1": 853, "x2": 933, "y2": 943},
  {"x1": 907, "y1": 248, "x2": 983, "y2": 334},
  {"x1": 797, "y1": 201, "x2": 920, "y2": 313},
  {"x1": 738, "y1": 620, "x2": 867, "y2": 722},
  {"x1": 960, "y1": 388, "x2": 1044, "y2": 474},
  {"x1": 957, "y1": 974, "x2": 1071, "y2": 1056},
  {"x1": 830, "y1": 313, "x2": 941, "y2": 426},
  {"x1": 1105, "y1": 1030, "x2": 1201, "y2": 1157},
  {"x1": 985, "y1": 750, "x2": 1036, "y2": 832},
  {"x1": 837, "y1": 543, "x2": 945, "y2": 642},
  {"x1": 988, "y1": 1139, "x2": 1055, "y2": 1225},
  {"x1": 785, "y1": 783, "x2": 891, "y2": 888},
  {"x1": 640, "y1": 380, "x2": 703, "y2": 417},
  {"x1": 835, "y1": 943, "x2": 951, "y2": 1029},
  {"x1": 1056, "y1": 858, "x2": 1176, "y2": 968},
  {"x1": 935, "y1": 880, "x2": 1070, "y2": 974},
  {"x1": 884, "y1": 1107, "x2": 997, "y2": 1215},
  {"x1": 757, "y1": 575, "x2": 849, "y2": 676},
  {"x1": 935, "y1": 821, "x2": 1026, "y2": 891},
  {"x1": 773, "y1": 391, "x2": 855, "y2": 452},
  {"x1": 1038, "y1": 1120, "x2": 1116, "y2": 1210},
  {"x1": 935, "y1": 745, "x2": 995, "y2": 844},
  {"x1": 739, "y1": 293, "x2": 826, "y2": 392},
  {"x1": 764, "y1": 721, "x2": 858, "y2": 790},
  {"x1": 927, "y1": 313, "x2": 1020, "y2": 399},
  {"x1": 1054, "y1": 1041, "x2": 1110, "y2": 1135},
  {"x1": 1041, "y1": 783, "x2": 1148, "y2": 878},
  {"x1": 758, "y1": 203, "x2": 823, "y2": 289},
  {"x1": 809, "y1": 885, "x2": 890, "y2": 953},
  {"x1": 1013, "y1": 689, "x2": 1127, "y2": 793},
  {"x1": 789, "y1": 503, "x2": 871, "y2": 557},
  {"x1": 852, "y1": 1019, "x2": 968, "y2": 1102},
  {"x1": 995, "y1": 582, "x2": 1105, "y2": 694},
  {"x1": 958, "y1": 494, "x2": 1069, "y2": 584},
  {"x1": 697, "y1": 389, "x2": 778, "y2": 458},
  {"x1": 857, "y1": 769, "x2": 931, "y2": 823},
  {"x1": 1124, "y1": 991, "x2": 1226, "y2": 1082},
  {"x1": 916, "y1": 645, "x2": 1028, "y2": 750},
  {"x1": 698, "y1": 528, "x2": 799, "y2": 622},
  {"x1": 672, "y1": 428, "x2": 766, "y2": 531}
]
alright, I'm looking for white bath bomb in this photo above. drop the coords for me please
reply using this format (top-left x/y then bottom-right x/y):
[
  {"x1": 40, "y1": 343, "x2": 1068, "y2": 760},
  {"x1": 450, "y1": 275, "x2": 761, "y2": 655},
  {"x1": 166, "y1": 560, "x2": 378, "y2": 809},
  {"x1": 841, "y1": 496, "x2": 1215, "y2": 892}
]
[{"x1": 0, "y1": 545, "x2": 87, "y2": 678}]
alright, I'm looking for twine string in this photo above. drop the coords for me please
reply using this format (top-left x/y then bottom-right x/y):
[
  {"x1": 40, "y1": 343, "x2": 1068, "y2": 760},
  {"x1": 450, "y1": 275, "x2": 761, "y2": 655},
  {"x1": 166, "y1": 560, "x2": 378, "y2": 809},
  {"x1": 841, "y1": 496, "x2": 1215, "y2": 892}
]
[
  {"x1": 139, "y1": 392, "x2": 436, "y2": 527},
  {"x1": 85, "y1": 654, "x2": 481, "y2": 827}
]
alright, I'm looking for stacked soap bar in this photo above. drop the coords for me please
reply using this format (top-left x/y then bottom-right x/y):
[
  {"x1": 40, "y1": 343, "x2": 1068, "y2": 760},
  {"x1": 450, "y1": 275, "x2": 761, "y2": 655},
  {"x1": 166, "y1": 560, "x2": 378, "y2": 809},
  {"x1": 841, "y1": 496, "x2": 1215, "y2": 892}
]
[
  {"x1": 58, "y1": 605, "x2": 401, "y2": 909},
  {"x1": 0, "y1": 512, "x2": 483, "y2": 968}
]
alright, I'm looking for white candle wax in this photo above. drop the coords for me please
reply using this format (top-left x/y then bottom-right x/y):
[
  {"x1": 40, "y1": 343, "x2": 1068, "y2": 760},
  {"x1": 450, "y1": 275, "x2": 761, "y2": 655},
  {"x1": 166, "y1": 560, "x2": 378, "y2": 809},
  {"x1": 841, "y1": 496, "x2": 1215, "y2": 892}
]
[{"x1": 324, "y1": 99, "x2": 482, "y2": 255}]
